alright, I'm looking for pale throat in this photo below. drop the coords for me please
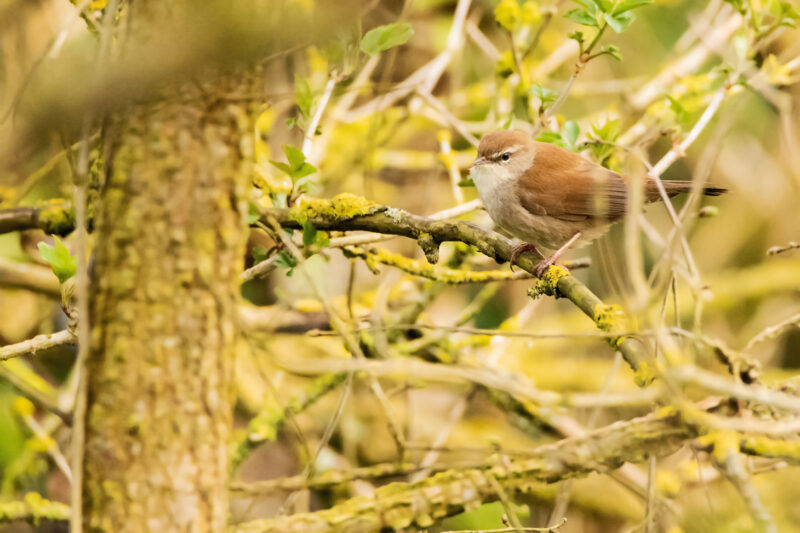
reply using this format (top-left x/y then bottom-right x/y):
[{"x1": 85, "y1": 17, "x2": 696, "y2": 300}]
[{"x1": 470, "y1": 146, "x2": 534, "y2": 204}]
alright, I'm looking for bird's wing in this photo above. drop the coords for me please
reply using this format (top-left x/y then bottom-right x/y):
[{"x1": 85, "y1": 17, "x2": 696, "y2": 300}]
[{"x1": 516, "y1": 142, "x2": 629, "y2": 222}]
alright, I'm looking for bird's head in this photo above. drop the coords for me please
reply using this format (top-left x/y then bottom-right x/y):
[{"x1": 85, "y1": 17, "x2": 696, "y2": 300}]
[{"x1": 471, "y1": 130, "x2": 536, "y2": 181}]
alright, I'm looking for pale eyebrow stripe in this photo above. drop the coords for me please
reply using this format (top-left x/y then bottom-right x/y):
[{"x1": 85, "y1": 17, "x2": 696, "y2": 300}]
[{"x1": 491, "y1": 144, "x2": 522, "y2": 158}]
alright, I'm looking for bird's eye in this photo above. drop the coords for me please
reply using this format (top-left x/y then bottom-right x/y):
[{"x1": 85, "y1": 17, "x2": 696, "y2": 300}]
[{"x1": 501, "y1": 153, "x2": 511, "y2": 161}]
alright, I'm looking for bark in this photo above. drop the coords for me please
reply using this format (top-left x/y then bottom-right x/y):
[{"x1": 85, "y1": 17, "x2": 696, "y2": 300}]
[{"x1": 83, "y1": 88, "x2": 247, "y2": 532}]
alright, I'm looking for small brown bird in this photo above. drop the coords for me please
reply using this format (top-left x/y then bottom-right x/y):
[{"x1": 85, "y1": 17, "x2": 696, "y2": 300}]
[{"x1": 470, "y1": 130, "x2": 726, "y2": 276}]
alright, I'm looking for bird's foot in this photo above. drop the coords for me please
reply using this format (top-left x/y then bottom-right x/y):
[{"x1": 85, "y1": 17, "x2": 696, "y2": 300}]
[
  {"x1": 532, "y1": 231, "x2": 582, "y2": 277},
  {"x1": 509, "y1": 243, "x2": 542, "y2": 271},
  {"x1": 533, "y1": 255, "x2": 563, "y2": 278}
]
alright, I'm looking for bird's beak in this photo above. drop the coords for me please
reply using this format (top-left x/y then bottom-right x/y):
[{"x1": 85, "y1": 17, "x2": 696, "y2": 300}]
[{"x1": 472, "y1": 156, "x2": 487, "y2": 167}]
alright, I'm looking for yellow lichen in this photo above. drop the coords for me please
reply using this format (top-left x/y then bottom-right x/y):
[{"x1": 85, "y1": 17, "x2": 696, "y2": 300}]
[
  {"x1": 349, "y1": 246, "x2": 521, "y2": 284},
  {"x1": 593, "y1": 303, "x2": 626, "y2": 333},
  {"x1": 698, "y1": 430, "x2": 741, "y2": 463},
  {"x1": 13, "y1": 397, "x2": 35, "y2": 418},
  {"x1": 527, "y1": 265, "x2": 569, "y2": 299},
  {"x1": 633, "y1": 360, "x2": 656, "y2": 387},
  {"x1": 740, "y1": 435, "x2": 800, "y2": 461},
  {"x1": 293, "y1": 299, "x2": 324, "y2": 313},
  {"x1": 655, "y1": 470, "x2": 681, "y2": 497},
  {"x1": 36, "y1": 198, "x2": 75, "y2": 235},
  {"x1": 656, "y1": 405, "x2": 679, "y2": 418},
  {"x1": 290, "y1": 193, "x2": 380, "y2": 224},
  {"x1": 0, "y1": 185, "x2": 17, "y2": 205}
]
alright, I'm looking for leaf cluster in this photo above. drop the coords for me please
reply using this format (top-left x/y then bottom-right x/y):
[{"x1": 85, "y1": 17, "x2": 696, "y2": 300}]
[{"x1": 566, "y1": 0, "x2": 652, "y2": 33}]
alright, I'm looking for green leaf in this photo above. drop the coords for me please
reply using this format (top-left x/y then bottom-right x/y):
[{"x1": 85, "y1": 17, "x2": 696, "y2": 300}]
[
  {"x1": 457, "y1": 177, "x2": 475, "y2": 187},
  {"x1": 302, "y1": 221, "x2": 318, "y2": 247},
  {"x1": 666, "y1": 95, "x2": 692, "y2": 127},
  {"x1": 535, "y1": 131, "x2": 567, "y2": 148},
  {"x1": 315, "y1": 230, "x2": 330, "y2": 248},
  {"x1": 273, "y1": 146, "x2": 318, "y2": 181},
  {"x1": 294, "y1": 175, "x2": 319, "y2": 195},
  {"x1": 572, "y1": 0, "x2": 599, "y2": 15},
  {"x1": 529, "y1": 84, "x2": 558, "y2": 104},
  {"x1": 269, "y1": 160, "x2": 293, "y2": 176},
  {"x1": 604, "y1": 11, "x2": 635, "y2": 32},
  {"x1": 565, "y1": 8, "x2": 599, "y2": 26},
  {"x1": 722, "y1": 0, "x2": 746, "y2": 14},
  {"x1": 38, "y1": 236, "x2": 76, "y2": 284},
  {"x1": 568, "y1": 30, "x2": 585, "y2": 45},
  {"x1": 595, "y1": 0, "x2": 614, "y2": 12},
  {"x1": 252, "y1": 245, "x2": 269, "y2": 265},
  {"x1": 590, "y1": 118, "x2": 621, "y2": 141},
  {"x1": 274, "y1": 251, "x2": 298, "y2": 274},
  {"x1": 294, "y1": 75, "x2": 313, "y2": 119},
  {"x1": 294, "y1": 163, "x2": 318, "y2": 179},
  {"x1": 598, "y1": 44, "x2": 622, "y2": 61},
  {"x1": 612, "y1": 0, "x2": 652, "y2": 15},
  {"x1": 563, "y1": 121, "x2": 580, "y2": 148},
  {"x1": 360, "y1": 22, "x2": 414, "y2": 55},
  {"x1": 284, "y1": 145, "x2": 306, "y2": 171},
  {"x1": 247, "y1": 203, "x2": 260, "y2": 225}
]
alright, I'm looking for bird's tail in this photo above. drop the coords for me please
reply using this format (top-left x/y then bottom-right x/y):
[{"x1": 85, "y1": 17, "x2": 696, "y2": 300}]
[{"x1": 646, "y1": 180, "x2": 728, "y2": 200}]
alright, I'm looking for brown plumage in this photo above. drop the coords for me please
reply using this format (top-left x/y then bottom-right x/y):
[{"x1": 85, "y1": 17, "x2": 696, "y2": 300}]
[
  {"x1": 470, "y1": 130, "x2": 727, "y2": 275},
  {"x1": 497, "y1": 137, "x2": 725, "y2": 223}
]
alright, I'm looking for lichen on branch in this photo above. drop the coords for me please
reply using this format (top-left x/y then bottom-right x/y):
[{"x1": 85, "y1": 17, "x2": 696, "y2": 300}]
[{"x1": 259, "y1": 194, "x2": 651, "y2": 380}]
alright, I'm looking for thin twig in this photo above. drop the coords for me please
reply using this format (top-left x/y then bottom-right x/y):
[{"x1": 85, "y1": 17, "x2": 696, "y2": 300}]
[
  {"x1": 744, "y1": 312, "x2": 800, "y2": 351},
  {"x1": 721, "y1": 450, "x2": 777, "y2": 533},
  {"x1": 0, "y1": 330, "x2": 76, "y2": 362},
  {"x1": 272, "y1": 354, "x2": 662, "y2": 409},
  {"x1": 303, "y1": 75, "x2": 337, "y2": 161},
  {"x1": 21, "y1": 412, "x2": 72, "y2": 482},
  {"x1": 70, "y1": 3, "x2": 120, "y2": 529}
]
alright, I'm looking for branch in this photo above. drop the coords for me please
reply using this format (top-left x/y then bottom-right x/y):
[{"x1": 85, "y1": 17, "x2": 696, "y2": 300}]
[
  {"x1": 239, "y1": 305, "x2": 331, "y2": 333},
  {"x1": 344, "y1": 245, "x2": 535, "y2": 284},
  {"x1": 231, "y1": 461, "x2": 422, "y2": 495},
  {"x1": 0, "y1": 330, "x2": 76, "y2": 362},
  {"x1": 0, "y1": 256, "x2": 61, "y2": 296},
  {"x1": 0, "y1": 199, "x2": 74, "y2": 236},
  {"x1": 230, "y1": 372, "x2": 347, "y2": 472},
  {"x1": 232, "y1": 411, "x2": 689, "y2": 533},
  {"x1": 259, "y1": 194, "x2": 652, "y2": 382},
  {"x1": 0, "y1": 493, "x2": 70, "y2": 525},
  {"x1": 272, "y1": 355, "x2": 659, "y2": 410}
]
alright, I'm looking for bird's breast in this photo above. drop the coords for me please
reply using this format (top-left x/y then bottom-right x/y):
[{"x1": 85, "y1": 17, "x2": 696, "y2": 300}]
[
  {"x1": 470, "y1": 164, "x2": 604, "y2": 251},
  {"x1": 472, "y1": 165, "x2": 544, "y2": 242},
  {"x1": 471, "y1": 165, "x2": 517, "y2": 226}
]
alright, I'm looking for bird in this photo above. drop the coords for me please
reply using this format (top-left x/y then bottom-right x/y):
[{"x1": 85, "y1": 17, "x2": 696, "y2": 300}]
[{"x1": 470, "y1": 130, "x2": 726, "y2": 277}]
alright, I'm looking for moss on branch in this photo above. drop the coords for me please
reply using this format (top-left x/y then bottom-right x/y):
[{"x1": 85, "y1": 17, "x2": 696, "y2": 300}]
[
  {"x1": 231, "y1": 406, "x2": 800, "y2": 533},
  {"x1": 260, "y1": 195, "x2": 651, "y2": 381},
  {"x1": 232, "y1": 411, "x2": 688, "y2": 533},
  {"x1": 345, "y1": 245, "x2": 531, "y2": 284},
  {"x1": 0, "y1": 492, "x2": 70, "y2": 525},
  {"x1": 0, "y1": 199, "x2": 75, "y2": 236},
  {"x1": 0, "y1": 193, "x2": 650, "y2": 378}
]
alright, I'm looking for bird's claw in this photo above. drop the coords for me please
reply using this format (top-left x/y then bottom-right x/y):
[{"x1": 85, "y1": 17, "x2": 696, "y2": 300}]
[{"x1": 533, "y1": 258, "x2": 556, "y2": 278}]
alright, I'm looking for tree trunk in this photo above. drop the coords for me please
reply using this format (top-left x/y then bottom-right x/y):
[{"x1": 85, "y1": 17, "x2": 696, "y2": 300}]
[{"x1": 83, "y1": 90, "x2": 247, "y2": 532}]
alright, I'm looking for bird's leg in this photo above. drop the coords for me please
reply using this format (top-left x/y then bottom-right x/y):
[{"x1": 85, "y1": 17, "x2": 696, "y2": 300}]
[
  {"x1": 509, "y1": 243, "x2": 544, "y2": 270},
  {"x1": 533, "y1": 231, "x2": 582, "y2": 278}
]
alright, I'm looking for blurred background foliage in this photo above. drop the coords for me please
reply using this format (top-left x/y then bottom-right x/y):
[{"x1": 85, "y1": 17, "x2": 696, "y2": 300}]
[{"x1": 1, "y1": 0, "x2": 800, "y2": 531}]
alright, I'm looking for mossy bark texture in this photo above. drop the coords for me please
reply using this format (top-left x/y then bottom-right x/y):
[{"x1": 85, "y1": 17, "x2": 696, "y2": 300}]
[{"x1": 84, "y1": 92, "x2": 246, "y2": 532}]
